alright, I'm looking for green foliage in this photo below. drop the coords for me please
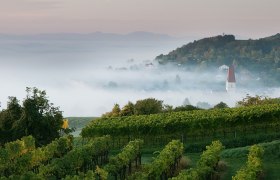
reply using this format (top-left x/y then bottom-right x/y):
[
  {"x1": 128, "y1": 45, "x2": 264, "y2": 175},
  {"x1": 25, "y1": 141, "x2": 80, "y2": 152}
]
[
  {"x1": 0, "y1": 97, "x2": 22, "y2": 143},
  {"x1": 39, "y1": 135, "x2": 111, "y2": 179},
  {"x1": 173, "y1": 105, "x2": 201, "y2": 112},
  {"x1": 64, "y1": 170, "x2": 96, "y2": 180},
  {"x1": 81, "y1": 104, "x2": 280, "y2": 138},
  {"x1": 221, "y1": 139, "x2": 280, "y2": 158},
  {"x1": 111, "y1": 104, "x2": 121, "y2": 117},
  {"x1": 0, "y1": 136, "x2": 73, "y2": 177},
  {"x1": 105, "y1": 139, "x2": 143, "y2": 179},
  {"x1": 134, "y1": 98, "x2": 163, "y2": 115},
  {"x1": 0, "y1": 87, "x2": 64, "y2": 146},
  {"x1": 172, "y1": 141, "x2": 224, "y2": 180},
  {"x1": 1, "y1": 171, "x2": 44, "y2": 180},
  {"x1": 0, "y1": 136, "x2": 35, "y2": 166},
  {"x1": 213, "y1": 102, "x2": 229, "y2": 109},
  {"x1": 120, "y1": 101, "x2": 135, "y2": 116},
  {"x1": 102, "y1": 98, "x2": 163, "y2": 118},
  {"x1": 237, "y1": 95, "x2": 280, "y2": 107},
  {"x1": 95, "y1": 166, "x2": 108, "y2": 180},
  {"x1": 136, "y1": 140, "x2": 184, "y2": 179},
  {"x1": 232, "y1": 145, "x2": 264, "y2": 180}
]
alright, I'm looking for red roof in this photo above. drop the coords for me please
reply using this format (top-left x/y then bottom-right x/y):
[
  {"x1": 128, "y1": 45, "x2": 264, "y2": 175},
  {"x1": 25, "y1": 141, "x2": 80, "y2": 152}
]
[{"x1": 227, "y1": 65, "x2": 236, "y2": 82}]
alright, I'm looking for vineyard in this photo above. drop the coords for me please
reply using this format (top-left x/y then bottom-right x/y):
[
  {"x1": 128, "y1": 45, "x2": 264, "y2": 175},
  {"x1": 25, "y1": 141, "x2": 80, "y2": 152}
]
[
  {"x1": 81, "y1": 104, "x2": 280, "y2": 151},
  {"x1": 0, "y1": 135, "x2": 72, "y2": 177},
  {"x1": 232, "y1": 145, "x2": 264, "y2": 180},
  {"x1": 1, "y1": 133, "x2": 273, "y2": 179},
  {"x1": 0, "y1": 104, "x2": 280, "y2": 179},
  {"x1": 172, "y1": 141, "x2": 224, "y2": 180},
  {"x1": 0, "y1": 135, "x2": 184, "y2": 179}
]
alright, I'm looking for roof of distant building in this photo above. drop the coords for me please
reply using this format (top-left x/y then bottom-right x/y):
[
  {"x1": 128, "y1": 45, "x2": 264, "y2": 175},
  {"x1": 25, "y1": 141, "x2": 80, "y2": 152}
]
[{"x1": 227, "y1": 65, "x2": 236, "y2": 82}]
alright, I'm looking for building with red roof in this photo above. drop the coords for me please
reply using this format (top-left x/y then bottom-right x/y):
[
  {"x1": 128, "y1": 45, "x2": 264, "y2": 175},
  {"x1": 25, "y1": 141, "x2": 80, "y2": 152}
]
[{"x1": 226, "y1": 65, "x2": 236, "y2": 92}]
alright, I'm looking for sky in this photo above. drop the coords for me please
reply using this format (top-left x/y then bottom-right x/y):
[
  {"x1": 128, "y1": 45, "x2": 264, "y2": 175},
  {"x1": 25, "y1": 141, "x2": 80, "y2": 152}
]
[{"x1": 0, "y1": 0, "x2": 279, "y2": 38}]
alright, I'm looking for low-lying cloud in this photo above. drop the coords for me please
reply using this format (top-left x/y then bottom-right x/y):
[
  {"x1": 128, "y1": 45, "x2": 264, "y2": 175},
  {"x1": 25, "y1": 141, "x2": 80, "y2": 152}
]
[{"x1": 0, "y1": 34, "x2": 279, "y2": 116}]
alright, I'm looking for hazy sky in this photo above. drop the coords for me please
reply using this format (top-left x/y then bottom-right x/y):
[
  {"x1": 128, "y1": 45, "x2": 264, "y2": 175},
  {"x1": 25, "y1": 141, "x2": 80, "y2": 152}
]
[{"x1": 0, "y1": 0, "x2": 279, "y2": 37}]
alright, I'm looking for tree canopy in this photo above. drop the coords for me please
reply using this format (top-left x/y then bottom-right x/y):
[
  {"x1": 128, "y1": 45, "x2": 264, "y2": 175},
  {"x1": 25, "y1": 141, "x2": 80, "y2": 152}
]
[
  {"x1": 237, "y1": 95, "x2": 280, "y2": 107},
  {"x1": 134, "y1": 98, "x2": 163, "y2": 115},
  {"x1": 0, "y1": 87, "x2": 65, "y2": 146},
  {"x1": 213, "y1": 102, "x2": 229, "y2": 109}
]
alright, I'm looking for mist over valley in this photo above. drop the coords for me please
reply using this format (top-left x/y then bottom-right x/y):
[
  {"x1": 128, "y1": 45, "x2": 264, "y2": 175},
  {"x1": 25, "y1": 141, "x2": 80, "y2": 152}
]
[{"x1": 0, "y1": 32, "x2": 279, "y2": 116}]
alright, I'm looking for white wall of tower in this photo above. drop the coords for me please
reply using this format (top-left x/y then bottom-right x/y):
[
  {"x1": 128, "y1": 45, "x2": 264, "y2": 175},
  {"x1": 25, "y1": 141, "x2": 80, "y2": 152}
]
[{"x1": 226, "y1": 81, "x2": 236, "y2": 92}]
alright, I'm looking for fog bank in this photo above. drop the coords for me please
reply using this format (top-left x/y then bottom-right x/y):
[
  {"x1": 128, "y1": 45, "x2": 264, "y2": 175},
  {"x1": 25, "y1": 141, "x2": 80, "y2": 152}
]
[{"x1": 0, "y1": 33, "x2": 279, "y2": 116}]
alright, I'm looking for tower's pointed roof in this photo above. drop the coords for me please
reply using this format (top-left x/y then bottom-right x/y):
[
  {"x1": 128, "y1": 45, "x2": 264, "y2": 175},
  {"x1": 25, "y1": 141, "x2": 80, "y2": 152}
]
[{"x1": 227, "y1": 65, "x2": 236, "y2": 82}]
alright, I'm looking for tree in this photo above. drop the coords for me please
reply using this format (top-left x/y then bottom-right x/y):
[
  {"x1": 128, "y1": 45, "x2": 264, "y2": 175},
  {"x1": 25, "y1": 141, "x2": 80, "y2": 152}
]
[
  {"x1": 120, "y1": 102, "x2": 135, "y2": 116},
  {"x1": 162, "y1": 104, "x2": 173, "y2": 113},
  {"x1": 236, "y1": 95, "x2": 280, "y2": 107},
  {"x1": 102, "y1": 103, "x2": 122, "y2": 118},
  {"x1": 111, "y1": 104, "x2": 121, "y2": 117},
  {"x1": 7, "y1": 97, "x2": 22, "y2": 121},
  {"x1": 213, "y1": 102, "x2": 229, "y2": 109},
  {"x1": 134, "y1": 98, "x2": 163, "y2": 115},
  {"x1": 0, "y1": 87, "x2": 64, "y2": 146},
  {"x1": 0, "y1": 97, "x2": 22, "y2": 144}
]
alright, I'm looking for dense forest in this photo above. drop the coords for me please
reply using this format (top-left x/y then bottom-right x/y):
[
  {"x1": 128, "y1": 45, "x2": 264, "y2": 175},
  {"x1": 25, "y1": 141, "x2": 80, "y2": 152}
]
[{"x1": 156, "y1": 33, "x2": 280, "y2": 86}]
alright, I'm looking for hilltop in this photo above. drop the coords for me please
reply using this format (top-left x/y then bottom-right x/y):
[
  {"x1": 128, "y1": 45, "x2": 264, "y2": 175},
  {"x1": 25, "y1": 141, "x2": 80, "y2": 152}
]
[{"x1": 156, "y1": 34, "x2": 280, "y2": 86}]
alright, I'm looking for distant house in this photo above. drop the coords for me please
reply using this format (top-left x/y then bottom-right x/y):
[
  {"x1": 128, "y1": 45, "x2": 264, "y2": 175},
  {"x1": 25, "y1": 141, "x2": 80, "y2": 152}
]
[{"x1": 226, "y1": 65, "x2": 236, "y2": 92}]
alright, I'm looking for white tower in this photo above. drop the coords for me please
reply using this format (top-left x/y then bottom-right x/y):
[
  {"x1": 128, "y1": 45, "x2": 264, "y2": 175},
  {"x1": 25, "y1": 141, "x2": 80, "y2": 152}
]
[{"x1": 226, "y1": 65, "x2": 236, "y2": 92}]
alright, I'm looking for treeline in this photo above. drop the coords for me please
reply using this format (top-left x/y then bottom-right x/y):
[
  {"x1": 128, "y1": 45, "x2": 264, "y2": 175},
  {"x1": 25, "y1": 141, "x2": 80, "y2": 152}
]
[
  {"x1": 103, "y1": 95, "x2": 280, "y2": 118},
  {"x1": 102, "y1": 98, "x2": 230, "y2": 118},
  {"x1": 102, "y1": 98, "x2": 165, "y2": 118},
  {"x1": 0, "y1": 87, "x2": 70, "y2": 146}
]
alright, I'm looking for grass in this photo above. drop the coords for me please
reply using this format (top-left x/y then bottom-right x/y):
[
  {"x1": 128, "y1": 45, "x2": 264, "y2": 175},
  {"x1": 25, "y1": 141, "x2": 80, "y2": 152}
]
[
  {"x1": 140, "y1": 140, "x2": 280, "y2": 180},
  {"x1": 220, "y1": 156, "x2": 246, "y2": 179},
  {"x1": 263, "y1": 156, "x2": 280, "y2": 180}
]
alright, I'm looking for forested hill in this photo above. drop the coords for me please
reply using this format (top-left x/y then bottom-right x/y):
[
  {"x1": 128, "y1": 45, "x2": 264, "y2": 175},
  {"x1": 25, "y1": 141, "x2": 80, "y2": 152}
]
[{"x1": 155, "y1": 33, "x2": 280, "y2": 86}]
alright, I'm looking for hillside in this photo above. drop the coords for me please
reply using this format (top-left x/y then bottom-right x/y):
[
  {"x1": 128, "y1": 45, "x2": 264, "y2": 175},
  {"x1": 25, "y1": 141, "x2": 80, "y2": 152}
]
[
  {"x1": 156, "y1": 34, "x2": 280, "y2": 86},
  {"x1": 67, "y1": 117, "x2": 97, "y2": 137}
]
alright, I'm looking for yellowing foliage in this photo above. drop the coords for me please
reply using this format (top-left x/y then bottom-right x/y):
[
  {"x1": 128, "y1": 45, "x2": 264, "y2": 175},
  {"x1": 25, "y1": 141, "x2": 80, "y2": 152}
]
[{"x1": 62, "y1": 119, "x2": 69, "y2": 129}]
